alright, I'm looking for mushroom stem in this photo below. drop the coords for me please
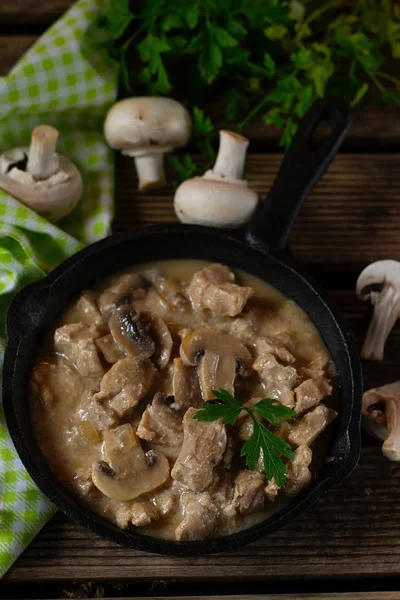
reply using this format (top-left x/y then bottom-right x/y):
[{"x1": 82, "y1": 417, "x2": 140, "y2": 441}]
[
  {"x1": 213, "y1": 131, "x2": 249, "y2": 179},
  {"x1": 382, "y1": 398, "x2": 400, "y2": 460},
  {"x1": 361, "y1": 287, "x2": 400, "y2": 360},
  {"x1": 134, "y1": 153, "x2": 166, "y2": 191},
  {"x1": 27, "y1": 125, "x2": 60, "y2": 180}
]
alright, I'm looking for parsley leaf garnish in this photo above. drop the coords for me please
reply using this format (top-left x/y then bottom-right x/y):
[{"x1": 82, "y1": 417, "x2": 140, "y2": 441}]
[
  {"x1": 87, "y1": 0, "x2": 400, "y2": 159},
  {"x1": 193, "y1": 389, "x2": 296, "y2": 487}
]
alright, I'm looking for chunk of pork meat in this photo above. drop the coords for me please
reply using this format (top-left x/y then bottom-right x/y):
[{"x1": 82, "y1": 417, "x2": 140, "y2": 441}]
[
  {"x1": 287, "y1": 404, "x2": 338, "y2": 447},
  {"x1": 188, "y1": 263, "x2": 253, "y2": 317},
  {"x1": 218, "y1": 308, "x2": 263, "y2": 342},
  {"x1": 264, "y1": 478, "x2": 280, "y2": 502},
  {"x1": 171, "y1": 408, "x2": 227, "y2": 492},
  {"x1": 294, "y1": 377, "x2": 332, "y2": 415},
  {"x1": 78, "y1": 389, "x2": 117, "y2": 432},
  {"x1": 253, "y1": 336, "x2": 295, "y2": 364},
  {"x1": 54, "y1": 323, "x2": 104, "y2": 382},
  {"x1": 154, "y1": 485, "x2": 179, "y2": 517},
  {"x1": 175, "y1": 492, "x2": 219, "y2": 541},
  {"x1": 300, "y1": 355, "x2": 330, "y2": 379},
  {"x1": 285, "y1": 445, "x2": 312, "y2": 494},
  {"x1": 232, "y1": 470, "x2": 265, "y2": 515},
  {"x1": 73, "y1": 468, "x2": 94, "y2": 497},
  {"x1": 137, "y1": 393, "x2": 184, "y2": 461},
  {"x1": 115, "y1": 501, "x2": 160, "y2": 528},
  {"x1": 30, "y1": 358, "x2": 84, "y2": 410},
  {"x1": 253, "y1": 352, "x2": 297, "y2": 408},
  {"x1": 95, "y1": 334, "x2": 126, "y2": 363},
  {"x1": 74, "y1": 293, "x2": 103, "y2": 328},
  {"x1": 95, "y1": 357, "x2": 157, "y2": 417}
]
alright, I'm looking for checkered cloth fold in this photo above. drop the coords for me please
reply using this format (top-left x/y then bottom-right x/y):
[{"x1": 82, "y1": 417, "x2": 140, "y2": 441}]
[{"x1": 0, "y1": 0, "x2": 117, "y2": 576}]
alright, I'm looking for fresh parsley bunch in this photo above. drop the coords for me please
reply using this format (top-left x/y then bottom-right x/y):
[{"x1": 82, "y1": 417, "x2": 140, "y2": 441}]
[
  {"x1": 87, "y1": 0, "x2": 400, "y2": 177},
  {"x1": 194, "y1": 388, "x2": 296, "y2": 487}
]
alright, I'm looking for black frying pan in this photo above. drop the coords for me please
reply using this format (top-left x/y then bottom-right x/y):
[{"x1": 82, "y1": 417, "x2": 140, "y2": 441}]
[{"x1": 3, "y1": 98, "x2": 362, "y2": 556}]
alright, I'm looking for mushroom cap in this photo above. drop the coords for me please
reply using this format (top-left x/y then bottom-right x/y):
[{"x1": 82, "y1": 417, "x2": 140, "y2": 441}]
[
  {"x1": 104, "y1": 97, "x2": 192, "y2": 156},
  {"x1": 174, "y1": 176, "x2": 258, "y2": 228},
  {"x1": 0, "y1": 153, "x2": 82, "y2": 221},
  {"x1": 141, "y1": 312, "x2": 173, "y2": 370},
  {"x1": 92, "y1": 424, "x2": 169, "y2": 501},
  {"x1": 0, "y1": 147, "x2": 28, "y2": 174},
  {"x1": 180, "y1": 328, "x2": 252, "y2": 371},
  {"x1": 356, "y1": 260, "x2": 400, "y2": 300},
  {"x1": 109, "y1": 305, "x2": 155, "y2": 359}
]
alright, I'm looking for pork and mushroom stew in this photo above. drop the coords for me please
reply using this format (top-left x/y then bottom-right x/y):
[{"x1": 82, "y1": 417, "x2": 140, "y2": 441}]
[{"x1": 29, "y1": 260, "x2": 338, "y2": 541}]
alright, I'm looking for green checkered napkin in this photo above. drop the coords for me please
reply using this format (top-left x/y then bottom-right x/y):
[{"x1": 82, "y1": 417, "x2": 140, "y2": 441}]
[{"x1": 0, "y1": 0, "x2": 117, "y2": 576}]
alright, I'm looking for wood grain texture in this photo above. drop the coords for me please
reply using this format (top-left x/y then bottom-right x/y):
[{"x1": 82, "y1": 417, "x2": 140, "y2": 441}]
[
  {"x1": 4, "y1": 446, "x2": 400, "y2": 583},
  {"x1": 114, "y1": 153, "x2": 400, "y2": 268},
  {"x1": 101, "y1": 596, "x2": 400, "y2": 600},
  {"x1": 0, "y1": 36, "x2": 35, "y2": 74},
  {"x1": 0, "y1": 0, "x2": 73, "y2": 27}
]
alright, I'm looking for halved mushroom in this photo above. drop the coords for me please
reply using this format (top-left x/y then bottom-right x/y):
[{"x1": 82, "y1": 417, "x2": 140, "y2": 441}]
[
  {"x1": 356, "y1": 260, "x2": 400, "y2": 360},
  {"x1": 92, "y1": 424, "x2": 169, "y2": 501},
  {"x1": 141, "y1": 312, "x2": 173, "y2": 370},
  {"x1": 109, "y1": 305, "x2": 155, "y2": 358},
  {"x1": 362, "y1": 381, "x2": 400, "y2": 461},
  {"x1": 180, "y1": 328, "x2": 252, "y2": 400}
]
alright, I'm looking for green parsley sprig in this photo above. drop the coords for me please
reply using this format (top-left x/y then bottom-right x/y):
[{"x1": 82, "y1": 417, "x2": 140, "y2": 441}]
[
  {"x1": 86, "y1": 0, "x2": 400, "y2": 178},
  {"x1": 193, "y1": 388, "x2": 296, "y2": 487}
]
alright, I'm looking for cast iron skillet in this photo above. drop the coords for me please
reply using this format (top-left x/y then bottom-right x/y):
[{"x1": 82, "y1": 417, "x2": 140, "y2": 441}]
[{"x1": 3, "y1": 98, "x2": 362, "y2": 556}]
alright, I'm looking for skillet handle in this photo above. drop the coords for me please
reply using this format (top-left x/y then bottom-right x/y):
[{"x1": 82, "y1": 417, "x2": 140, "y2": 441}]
[{"x1": 245, "y1": 98, "x2": 352, "y2": 254}]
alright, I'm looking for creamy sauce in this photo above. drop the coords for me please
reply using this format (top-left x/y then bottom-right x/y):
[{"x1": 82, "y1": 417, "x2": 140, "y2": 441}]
[{"x1": 30, "y1": 260, "x2": 338, "y2": 541}]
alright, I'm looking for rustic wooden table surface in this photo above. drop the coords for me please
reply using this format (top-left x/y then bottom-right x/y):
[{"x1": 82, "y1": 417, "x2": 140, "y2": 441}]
[{"x1": 2, "y1": 2, "x2": 400, "y2": 599}]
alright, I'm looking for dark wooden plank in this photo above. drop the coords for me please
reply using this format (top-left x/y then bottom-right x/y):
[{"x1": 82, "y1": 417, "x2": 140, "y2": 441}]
[
  {"x1": 115, "y1": 153, "x2": 400, "y2": 270},
  {"x1": 100, "y1": 596, "x2": 400, "y2": 600},
  {"x1": 209, "y1": 97, "x2": 400, "y2": 149},
  {"x1": 0, "y1": 1, "x2": 73, "y2": 27},
  {"x1": 0, "y1": 35, "x2": 36, "y2": 74}
]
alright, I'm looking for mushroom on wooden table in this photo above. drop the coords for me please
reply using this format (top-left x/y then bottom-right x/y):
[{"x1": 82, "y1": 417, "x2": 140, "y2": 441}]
[
  {"x1": 104, "y1": 97, "x2": 191, "y2": 190},
  {"x1": 356, "y1": 260, "x2": 400, "y2": 360},
  {"x1": 174, "y1": 130, "x2": 258, "y2": 228},
  {"x1": 363, "y1": 381, "x2": 400, "y2": 461},
  {"x1": 0, "y1": 124, "x2": 82, "y2": 220}
]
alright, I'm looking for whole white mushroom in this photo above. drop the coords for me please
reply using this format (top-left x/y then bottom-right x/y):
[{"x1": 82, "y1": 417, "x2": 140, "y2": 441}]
[
  {"x1": 104, "y1": 97, "x2": 192, "y2": 191},
  {"x1": 356, "y1": 259, "x2": 400, "y2": 361},
  {"x1": 0, "y1": 125, "x2": 82, "y2": 221},
  {"x1": 174, "y1": 130, "x2": 258, "y2": 228}
]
